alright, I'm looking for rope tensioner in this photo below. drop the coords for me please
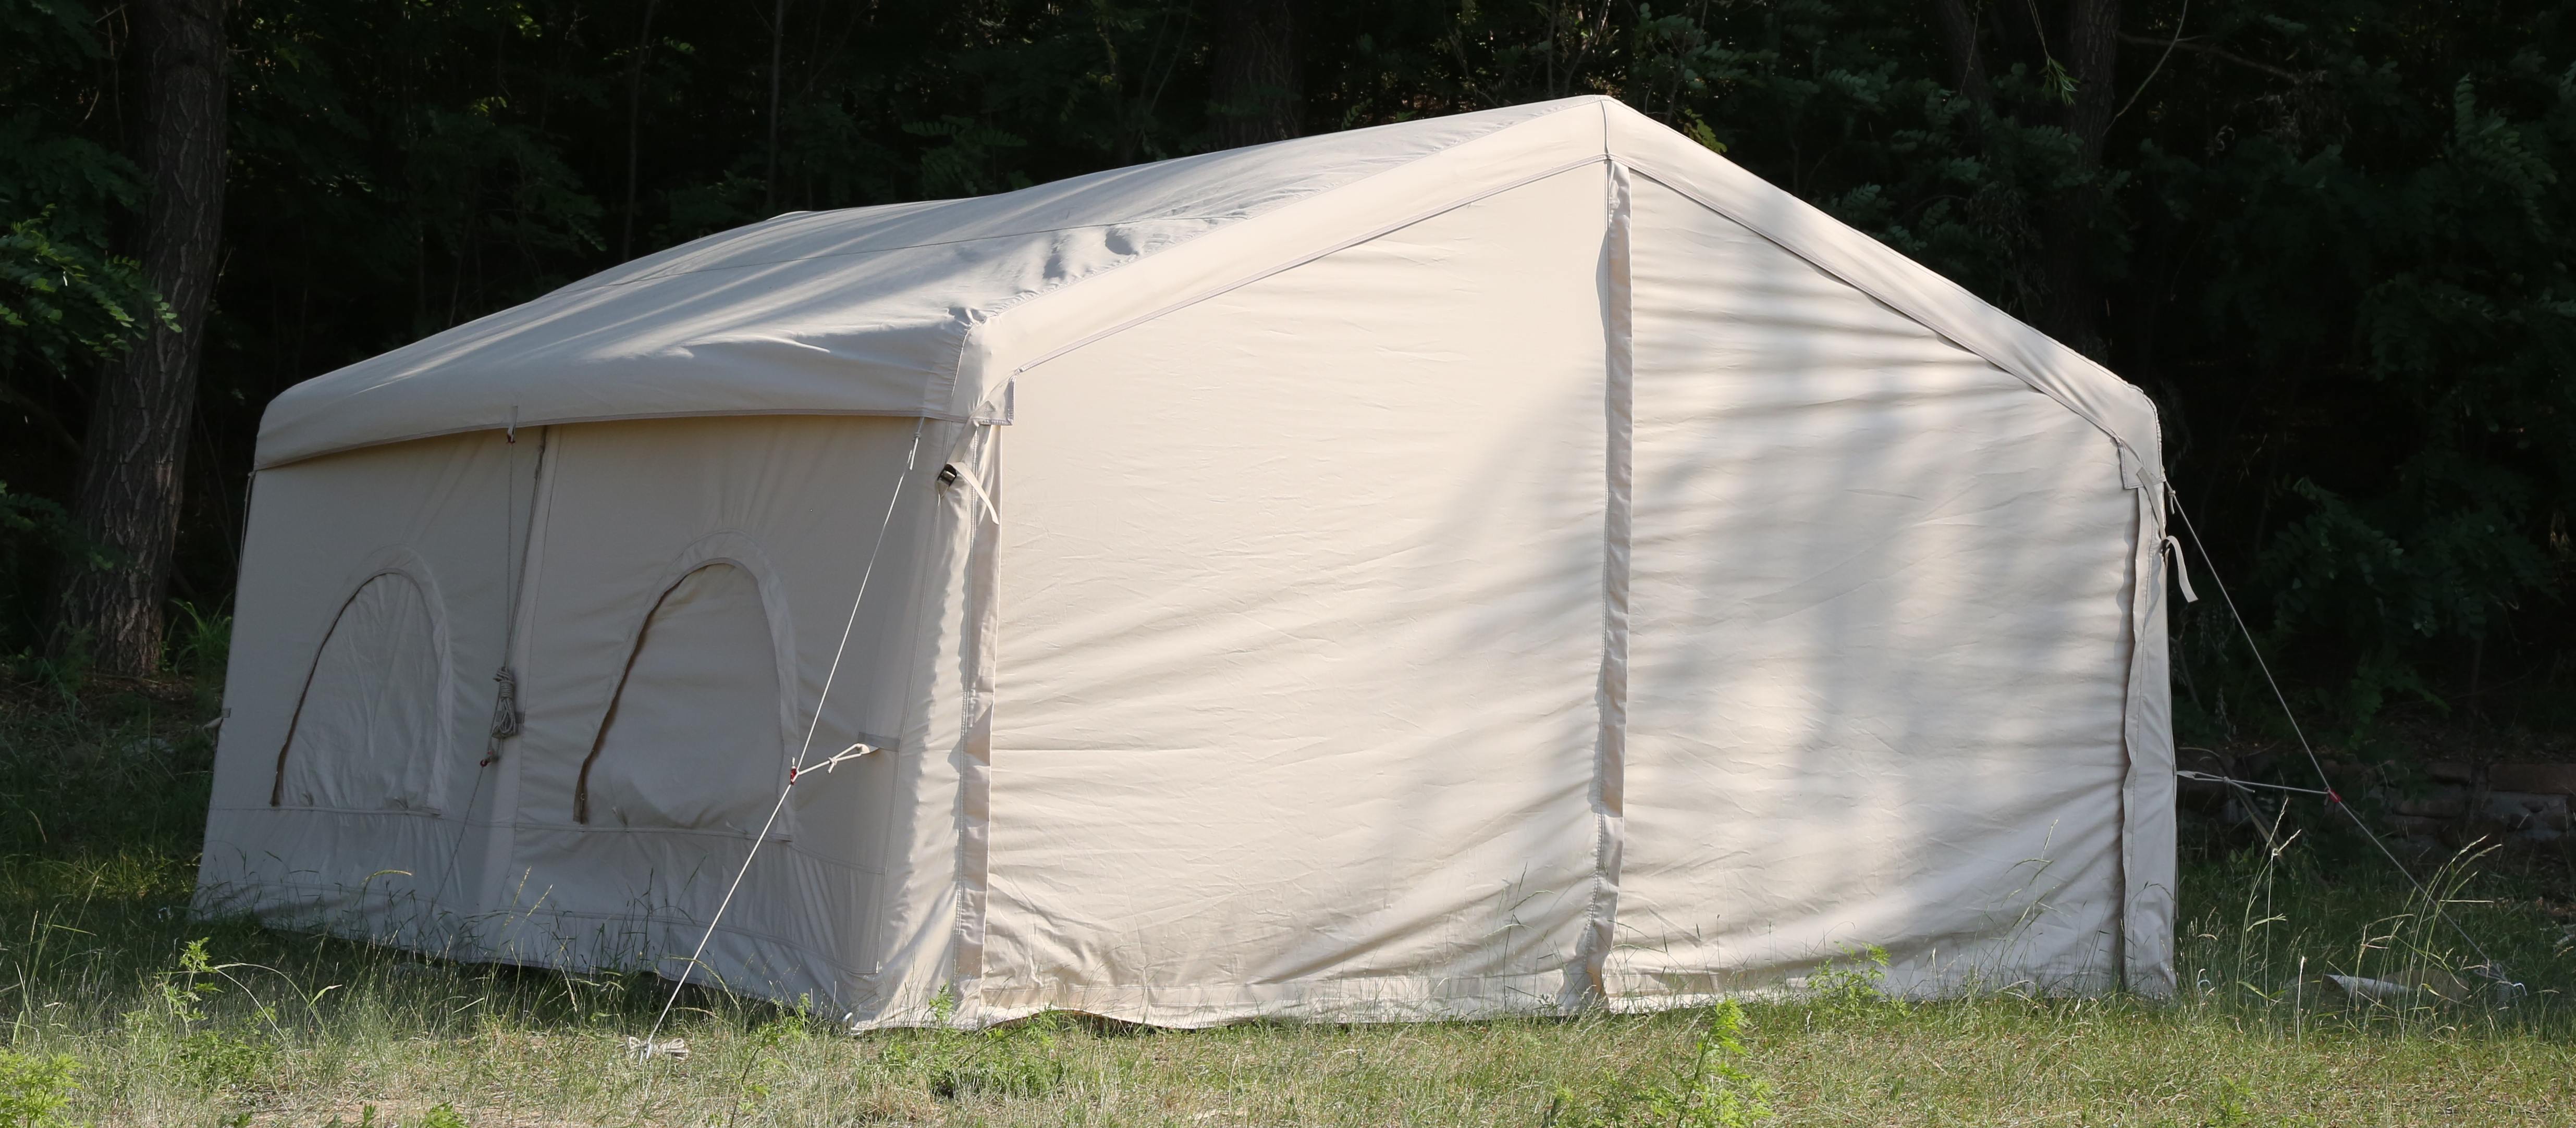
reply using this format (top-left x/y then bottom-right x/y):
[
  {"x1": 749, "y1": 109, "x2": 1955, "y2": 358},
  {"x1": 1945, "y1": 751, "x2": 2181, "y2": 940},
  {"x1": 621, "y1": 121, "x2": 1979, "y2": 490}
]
[
  {"x1": 786, "y1": 742, "x2": 878, "y2": 784},
  {"x1": 637, "y1": 417, "x2": 928, "y2": 1061}
]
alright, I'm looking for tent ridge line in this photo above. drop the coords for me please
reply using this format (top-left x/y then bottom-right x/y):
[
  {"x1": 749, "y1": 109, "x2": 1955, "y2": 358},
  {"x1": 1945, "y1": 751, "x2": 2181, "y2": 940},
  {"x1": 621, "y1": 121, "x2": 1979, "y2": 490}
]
[
  {"x1": 1612, "y1": 159, "x2": 2156, "y2": 477},
  {"x1": 984, "y1": 153, "x2": 1615, "y2": 384},
  {"x1": 586, "y1": 106, "x2": 1597, "y2": 294},
  {"x1": 563, "y1": 216, "x2": 1247, "y2": 294},
  {"x1": 983, "y1": 97, "x2": 1604, "y2": 329},
  {"x1": 946, "y1": 100, "x2": 1611, "y2": 405},
  {"x1": 262, "y1": 101, "x2": 1614, "y2": 466}
]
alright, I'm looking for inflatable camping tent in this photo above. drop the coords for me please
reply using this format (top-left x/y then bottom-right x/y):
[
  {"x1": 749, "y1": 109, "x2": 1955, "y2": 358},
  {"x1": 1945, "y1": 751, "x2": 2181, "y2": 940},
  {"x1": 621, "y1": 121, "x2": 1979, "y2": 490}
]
[{"x1": 198, "y1": 95, "x2": 2180, "y2": 1026}]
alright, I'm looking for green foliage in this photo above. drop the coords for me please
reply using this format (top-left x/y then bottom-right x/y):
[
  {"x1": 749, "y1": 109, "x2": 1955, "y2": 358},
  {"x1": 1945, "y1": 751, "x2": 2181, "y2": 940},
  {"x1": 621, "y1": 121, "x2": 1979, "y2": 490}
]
[
  {"x1": 413, "y1": 1104, "x2": 470, "y2": 1128},
  {"x1": 720, "y1": 1012, "x2": 812, "y2": 1113},
  {"x1": 165, "y1": 601, "x2": 230, "y2": 686},
  {"x1": 156, "y1": 937, "x2": 224, "y2": 1023},
  {"x1": 0, "y1": 1049, "x2": 79, "y2": 1128},
  {"x1": 1807, "y1": 944, "x2": 1904, "y2": 1020},
  {"x1": 903, "y1": 1011, "x2": 1072, "y2": 1101},
  {"x1": 0, "y1": 0, "x2": 2571, "y2": 749},
  {"x1": 872, "y1": 995, "x2": 1072, "y2": 1101},
  {"x1": 0, "y1": 481, "x2": 109, "y2": 660},
  {"x1": 1547, "y1": 1001, "x2": 1774, "y2": 1127},
  {"x1": 0, "y1": 0, "x2": 163, "y2": 656},
  {"x1": 2205, "y1": 1076, "x2": 2256, "y2": 1126},
  {"x1": 126, "y1": 936, "x2": 280, "y2": 1095},
  {"x1": 177, "y1": 1028, "x2": 274, "y2": 1093},
  {"x1": 0, "y1": 214, "x2": 171, "y2": 381}
]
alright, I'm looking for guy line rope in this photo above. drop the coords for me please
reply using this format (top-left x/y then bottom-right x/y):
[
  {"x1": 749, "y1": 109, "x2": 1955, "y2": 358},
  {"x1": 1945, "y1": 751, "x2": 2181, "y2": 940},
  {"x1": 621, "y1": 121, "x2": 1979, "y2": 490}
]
[
  {"x1": 2168, "y1": 487, "x2": 2517, "y2": 998},
  {"x1": 621, "y1": 447, "x2": 2520, "y2": 1048},
  {"x1": 636, "y1": 416, "x2": 930, "y2": 1059}
]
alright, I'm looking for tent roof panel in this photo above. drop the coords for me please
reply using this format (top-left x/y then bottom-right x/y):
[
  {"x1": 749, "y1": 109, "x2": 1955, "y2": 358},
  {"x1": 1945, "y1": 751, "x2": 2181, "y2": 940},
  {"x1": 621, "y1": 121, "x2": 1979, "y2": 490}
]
[{"x1": 254, "y1": 96, "x2": 2156, "y2": 479}]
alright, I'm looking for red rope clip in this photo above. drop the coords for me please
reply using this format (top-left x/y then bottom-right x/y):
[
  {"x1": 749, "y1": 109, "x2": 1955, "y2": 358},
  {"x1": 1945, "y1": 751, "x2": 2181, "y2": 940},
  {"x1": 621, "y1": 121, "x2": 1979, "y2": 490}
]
[
  {"x1": 786, "y1": 766, "x2": 800, "y2": 785},
  {"x1": 2326, "y1": 789, "x2": 2342, "y2": 805}
]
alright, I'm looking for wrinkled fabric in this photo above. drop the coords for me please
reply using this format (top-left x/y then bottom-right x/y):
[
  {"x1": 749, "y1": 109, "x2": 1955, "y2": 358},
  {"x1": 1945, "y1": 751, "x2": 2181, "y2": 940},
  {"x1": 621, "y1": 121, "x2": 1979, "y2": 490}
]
[
  {"x1": 581, "y1": 562, "x2": 783, "y2": 833},
  {"x1": 1605, "y1": 177, "x2": 2135, "y2": 1002},
  {"x1": 207, "y1": 98, "x2": 2173, "y2": 1024},
  {"x1": 982, "y1": 167, "x2": 1614, "y2": 1026},
  {"x1": 255, "y1": 98, "x2": 2157, "y2": 477},
  {"x1": 273, "y1": 571, "x2": 446, "y2": 813},
  {"x1": 202, "y1": 417, "x2": 978, "y2": 1008}
]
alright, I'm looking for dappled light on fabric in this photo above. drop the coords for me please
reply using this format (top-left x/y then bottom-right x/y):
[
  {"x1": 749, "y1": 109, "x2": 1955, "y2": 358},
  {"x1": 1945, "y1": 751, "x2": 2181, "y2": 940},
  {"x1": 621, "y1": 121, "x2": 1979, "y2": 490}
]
[
  {"x1": 1612, "y1": 176, "x2": 2136, "y2": 999},
  {"x1": 987, "y1": 164, "x2": 1611, "y2": 1022},
  {"x1": 194, "y1": 101, "x2": 2173, "y2": 1026}
]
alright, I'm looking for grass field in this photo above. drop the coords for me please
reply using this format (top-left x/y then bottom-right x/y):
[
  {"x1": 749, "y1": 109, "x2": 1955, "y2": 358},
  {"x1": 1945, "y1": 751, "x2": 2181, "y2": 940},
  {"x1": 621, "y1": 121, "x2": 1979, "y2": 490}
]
[{"x1": 4, "y1": 678, "x2": 2572, "y2": 1126}]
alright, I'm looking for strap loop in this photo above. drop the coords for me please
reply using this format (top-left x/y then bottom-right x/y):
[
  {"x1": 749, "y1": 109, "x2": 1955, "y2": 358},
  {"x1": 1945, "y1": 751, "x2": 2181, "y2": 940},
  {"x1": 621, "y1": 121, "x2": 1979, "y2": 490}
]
[
  {"x1": 2161, "y1": 535, "x2": 2199, "y2": 603},
  {"x1": 939, "y1": 464, "x2": 1000, "y2": 525}
]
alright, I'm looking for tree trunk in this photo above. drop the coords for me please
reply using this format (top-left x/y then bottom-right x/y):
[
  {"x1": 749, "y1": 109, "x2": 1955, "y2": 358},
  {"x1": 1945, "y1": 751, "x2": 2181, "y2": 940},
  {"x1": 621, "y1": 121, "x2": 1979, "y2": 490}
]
[
  {"x1": 54, "y1": 0, "x2": 230, "y2": 677},
  {"x1": 1930, "y1": 0, "x2": 1993, "y2": 109},
  {"x1": 764, "y1": 0, "x2": 788, "y2": 214},
  {"x1": 1210, "y1": 0, "x2": 1302, "y2": 148},
  {"x1": 2037, "y1": 0, "x2": 2121, "y2": 353},
  {"x1": 2061, "y1": 0, "x2": 2124, "y2": 170},
  {"x1": 620, "y1": 0, "x2": 660, "y2": 261}
]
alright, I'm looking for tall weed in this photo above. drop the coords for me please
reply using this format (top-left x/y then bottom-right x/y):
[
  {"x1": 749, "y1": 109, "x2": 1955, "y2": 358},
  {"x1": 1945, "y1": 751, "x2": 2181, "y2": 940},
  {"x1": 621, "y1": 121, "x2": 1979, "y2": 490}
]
[
  {"x1": 1546, "y1": 1002, "x2": 1773, "y2": 1127},
  {"x1": 0, "y1": 1049, "x2": 79, "y2": 1128}
]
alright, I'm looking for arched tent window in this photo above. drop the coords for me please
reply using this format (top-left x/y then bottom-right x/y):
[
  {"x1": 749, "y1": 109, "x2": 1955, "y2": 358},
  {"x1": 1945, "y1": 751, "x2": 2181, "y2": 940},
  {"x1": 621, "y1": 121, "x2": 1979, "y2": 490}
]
[
  {"x1": 575, "y1": 562, "x2": 785, "y2": 833},
  {"x1": 271, "y1": 571, "x2": 446, "y2": 810}
]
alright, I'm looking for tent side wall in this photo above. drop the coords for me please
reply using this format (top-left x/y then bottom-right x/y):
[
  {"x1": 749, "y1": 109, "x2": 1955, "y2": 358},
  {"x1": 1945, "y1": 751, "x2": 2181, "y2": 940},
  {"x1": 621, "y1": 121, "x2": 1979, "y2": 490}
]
[
  {"x1": 199, "y1": 432, "x2": 527, "y2": 941},
  {"x1": 974, "y1": 157, "x2": 2166, "y2": 1023},
  {"x1": 469, "y1": 415, "x2": 972, "y2": 1008},
  {"x1": 977, "y1": 163, "x2": 1620, "y2": 1026},
  {"x1": 204, "y1": 97, "x2": 2174, "y2": 1025},
  {"x1": 1596, "y1": 110, "x2": 2175, "y2": 993},
  {"x1": 201, "y1": 416, "x2": 979, "y2": 1015},
  {"x1": 1603, "y1": 174, "x2": 2140, "y2": 1001}
]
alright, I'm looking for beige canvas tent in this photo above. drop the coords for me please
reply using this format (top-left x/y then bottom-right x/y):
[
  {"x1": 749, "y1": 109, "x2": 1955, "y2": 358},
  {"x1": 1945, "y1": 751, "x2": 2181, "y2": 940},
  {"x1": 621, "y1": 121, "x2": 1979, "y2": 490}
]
[{"x1": 198, "y1": 95, "x2": 2180, "y2": 1026}]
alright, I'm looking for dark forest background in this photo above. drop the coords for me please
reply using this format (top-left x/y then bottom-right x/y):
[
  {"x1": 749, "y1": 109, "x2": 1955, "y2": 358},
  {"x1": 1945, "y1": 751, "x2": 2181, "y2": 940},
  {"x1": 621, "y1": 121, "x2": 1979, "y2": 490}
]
[{"x1": 3, "y1": 0, "x2": 2572, "y2": 762}]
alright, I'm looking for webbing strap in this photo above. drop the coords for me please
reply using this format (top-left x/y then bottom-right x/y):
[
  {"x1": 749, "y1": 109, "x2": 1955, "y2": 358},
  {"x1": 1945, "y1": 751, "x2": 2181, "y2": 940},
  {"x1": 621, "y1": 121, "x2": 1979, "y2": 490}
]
[
  {"x1": 2161, "y1": 535, "x2": 2199, "y2": 603},
  {"x1": 939, "y1": 463, "x2": 1000, "y2": 525}
]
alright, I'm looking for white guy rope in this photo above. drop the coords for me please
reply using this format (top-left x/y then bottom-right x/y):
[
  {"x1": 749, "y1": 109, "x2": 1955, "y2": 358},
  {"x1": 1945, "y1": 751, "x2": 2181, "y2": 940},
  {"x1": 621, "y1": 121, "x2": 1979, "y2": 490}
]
[
  {"x1": 2176, "y1": 770, "x2": 2328, "y2": 797},
  {"x1": 2169, "y1": 489, "x2": 2513, "y2": 990},
  {"x1": 430, "y1": 424, "x2": 545, "y2": 923},
  {"x1": 638, "y1": 417, "x2": 928, "y2": 1058}
]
